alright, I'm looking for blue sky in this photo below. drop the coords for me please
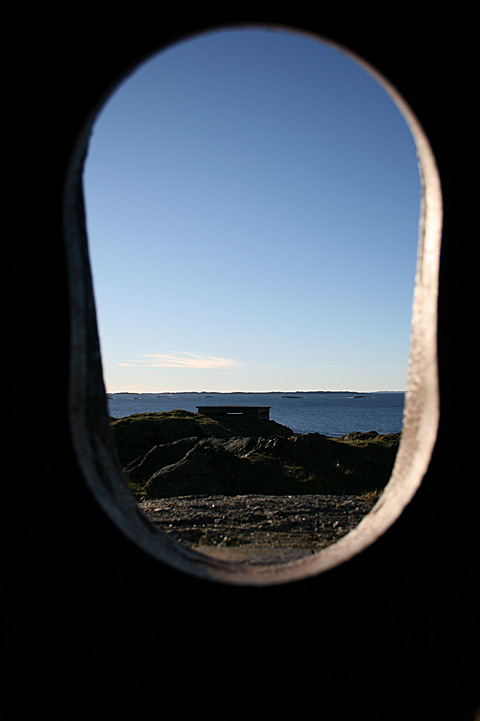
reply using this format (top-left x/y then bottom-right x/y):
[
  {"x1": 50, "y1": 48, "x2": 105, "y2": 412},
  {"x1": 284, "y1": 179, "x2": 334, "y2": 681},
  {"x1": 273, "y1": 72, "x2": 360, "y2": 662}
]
[{"x1": 83, "y1": 27, "x2": 421, "y2": 393}]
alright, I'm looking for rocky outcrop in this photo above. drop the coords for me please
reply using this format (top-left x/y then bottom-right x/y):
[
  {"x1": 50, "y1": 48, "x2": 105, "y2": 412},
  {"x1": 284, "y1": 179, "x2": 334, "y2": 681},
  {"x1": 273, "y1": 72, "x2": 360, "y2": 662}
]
[
  {"x1": 110, "y1": 409, "x2": 293, "y2": 467},
  {"x1": 111, "y1": 411, "x2": 400, "y2": 499},
  {"x1": 145, "y1": 437, "x2": 254, "y2": 497},
  {"x1": 125, "y1": 437, "x2": 199, "y2": 483},
  {"x1": 142, "y1": 432, "x2": 399, "y2": 498}
]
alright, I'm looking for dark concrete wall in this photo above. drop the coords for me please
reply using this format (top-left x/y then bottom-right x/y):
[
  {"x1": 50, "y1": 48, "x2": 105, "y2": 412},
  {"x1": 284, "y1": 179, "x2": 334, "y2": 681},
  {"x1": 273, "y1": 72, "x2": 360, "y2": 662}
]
[
  {"x1": 197, "y1": 406, "x2": 271, "y2": 419},
  {"x1": 8, "y1": 4, "x2": 478, "y2": 719}
]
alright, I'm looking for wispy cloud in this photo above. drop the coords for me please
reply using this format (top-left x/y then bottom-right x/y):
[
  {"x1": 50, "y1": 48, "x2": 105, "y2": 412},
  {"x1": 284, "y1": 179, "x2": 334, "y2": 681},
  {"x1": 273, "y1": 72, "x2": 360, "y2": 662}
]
[{"x1": 118, "y1": 351, "x2": 240, "y2": 370}]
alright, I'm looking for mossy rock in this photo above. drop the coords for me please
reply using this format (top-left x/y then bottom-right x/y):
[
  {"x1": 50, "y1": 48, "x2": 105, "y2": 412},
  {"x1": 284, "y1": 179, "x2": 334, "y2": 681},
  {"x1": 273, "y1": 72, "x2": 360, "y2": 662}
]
[
  {"x1": 110, "y1": 411, "x2": 400, "y2": 498},
  {"x1": 110, "y1": 409, "x2": 292, "y2": 467}
]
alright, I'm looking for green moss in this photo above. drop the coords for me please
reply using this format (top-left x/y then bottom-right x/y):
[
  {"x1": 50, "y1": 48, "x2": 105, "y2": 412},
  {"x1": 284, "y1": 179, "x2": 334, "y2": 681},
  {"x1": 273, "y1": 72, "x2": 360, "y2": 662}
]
[
  {"x1": 335, "y1": 431, "x2": 401, "y2": 448},
  {"x1": 126, "y1": 479, "x2": 148, "y2": 500}
]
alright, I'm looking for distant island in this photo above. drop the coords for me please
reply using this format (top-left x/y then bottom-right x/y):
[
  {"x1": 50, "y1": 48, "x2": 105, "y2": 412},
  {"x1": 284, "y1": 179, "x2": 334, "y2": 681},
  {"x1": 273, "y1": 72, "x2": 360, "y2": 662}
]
[{"x1": 108, "y1": 390, "x2": 404, "y2": 395}]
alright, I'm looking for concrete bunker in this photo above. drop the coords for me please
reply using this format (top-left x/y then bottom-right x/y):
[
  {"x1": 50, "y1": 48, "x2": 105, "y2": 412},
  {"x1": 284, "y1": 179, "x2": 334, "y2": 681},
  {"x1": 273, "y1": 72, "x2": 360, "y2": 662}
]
[{"x1": 197, "y1": 405, "x2": 270, "y2": 420}]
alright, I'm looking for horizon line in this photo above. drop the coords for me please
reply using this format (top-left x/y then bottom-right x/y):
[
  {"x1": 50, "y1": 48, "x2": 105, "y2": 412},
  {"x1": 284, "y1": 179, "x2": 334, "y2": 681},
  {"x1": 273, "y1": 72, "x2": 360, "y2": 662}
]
[{"x1": 106, "y1": 389, "x2": 406, "y2": 394}]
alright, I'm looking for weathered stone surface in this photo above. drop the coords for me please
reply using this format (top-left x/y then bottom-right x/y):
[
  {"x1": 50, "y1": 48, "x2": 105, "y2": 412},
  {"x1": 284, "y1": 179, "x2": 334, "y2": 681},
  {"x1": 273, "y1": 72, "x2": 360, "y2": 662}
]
[
  {"x1": 140, "y1": 430, "x2": 399, "y2": 499},
  {"x1": 111, "y1": 409, "x2": 292, "y2": 467},
  {"x1": 112, "y1": 411, "x2": 400, "y2": 504},
  {"x1": 125, "y1": 437, "x2": 199, "y2": 483}
]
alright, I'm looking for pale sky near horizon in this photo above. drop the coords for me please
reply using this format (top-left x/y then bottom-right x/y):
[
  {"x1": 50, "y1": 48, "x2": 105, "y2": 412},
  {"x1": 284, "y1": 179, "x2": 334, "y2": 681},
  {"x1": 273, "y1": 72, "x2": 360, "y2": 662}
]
[{"x1": 83, "y1": 27, "x2": 421, "y2": 394}]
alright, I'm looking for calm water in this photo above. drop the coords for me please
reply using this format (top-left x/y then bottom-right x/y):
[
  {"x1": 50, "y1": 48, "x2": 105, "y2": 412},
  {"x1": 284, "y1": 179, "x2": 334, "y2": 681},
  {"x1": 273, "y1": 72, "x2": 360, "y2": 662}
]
[{"x1": 107, "y1": 391, "x2": 405, "y2": 436}]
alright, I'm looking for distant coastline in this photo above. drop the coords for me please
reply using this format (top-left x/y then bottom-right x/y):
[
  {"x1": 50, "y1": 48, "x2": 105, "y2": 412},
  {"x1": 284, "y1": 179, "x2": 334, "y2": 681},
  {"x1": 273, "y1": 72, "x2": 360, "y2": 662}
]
[
  {"x1": 106, "y1": 389, "x2": 405, "y2": 436},
  {"x1": 107, "y1": 389, "x2": 405, "y2": 395}
]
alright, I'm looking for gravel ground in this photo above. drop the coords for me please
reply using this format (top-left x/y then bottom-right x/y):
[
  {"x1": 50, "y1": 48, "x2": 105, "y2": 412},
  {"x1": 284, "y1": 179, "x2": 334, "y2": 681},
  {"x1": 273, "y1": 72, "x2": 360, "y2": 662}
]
[{"x1": 139, "y1": 493, "x2": 378, "y2": 562}]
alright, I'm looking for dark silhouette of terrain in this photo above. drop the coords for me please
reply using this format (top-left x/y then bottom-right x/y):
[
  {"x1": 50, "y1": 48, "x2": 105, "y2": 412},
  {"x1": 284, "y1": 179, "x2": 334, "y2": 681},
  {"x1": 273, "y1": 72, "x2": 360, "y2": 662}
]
[{"x1": 110, "y1": 410, "x2": 400, "y2": 499}]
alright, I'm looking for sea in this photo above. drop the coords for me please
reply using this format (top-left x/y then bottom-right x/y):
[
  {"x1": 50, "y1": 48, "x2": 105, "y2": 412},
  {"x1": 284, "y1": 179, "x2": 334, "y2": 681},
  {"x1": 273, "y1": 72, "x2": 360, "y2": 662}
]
[{"x1": 106, "y1": 391, "x2": 405, "y2": 437}]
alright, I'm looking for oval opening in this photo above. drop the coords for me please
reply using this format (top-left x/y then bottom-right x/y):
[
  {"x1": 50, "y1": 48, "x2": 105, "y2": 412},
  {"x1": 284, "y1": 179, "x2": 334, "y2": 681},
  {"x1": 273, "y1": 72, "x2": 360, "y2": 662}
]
[{"x1": 65, "y1": 26, "x2": 442, "y2": 586}]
